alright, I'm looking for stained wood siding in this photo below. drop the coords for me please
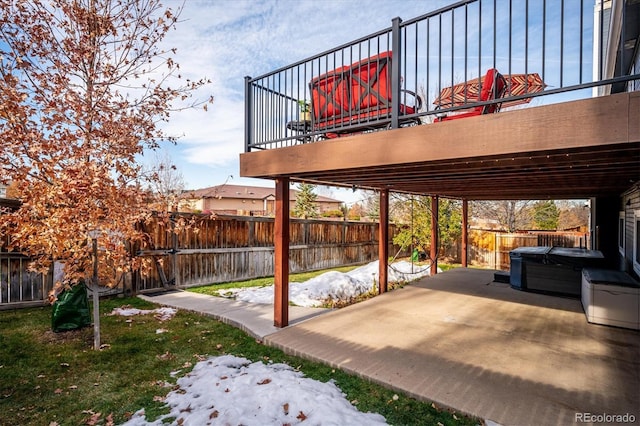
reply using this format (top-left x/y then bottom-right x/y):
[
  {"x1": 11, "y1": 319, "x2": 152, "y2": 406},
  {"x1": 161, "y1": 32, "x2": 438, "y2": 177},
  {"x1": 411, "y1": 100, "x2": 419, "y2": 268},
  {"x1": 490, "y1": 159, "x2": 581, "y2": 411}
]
[{"x1": 621, "y1": 185, "x2": 640, "y2": 275}]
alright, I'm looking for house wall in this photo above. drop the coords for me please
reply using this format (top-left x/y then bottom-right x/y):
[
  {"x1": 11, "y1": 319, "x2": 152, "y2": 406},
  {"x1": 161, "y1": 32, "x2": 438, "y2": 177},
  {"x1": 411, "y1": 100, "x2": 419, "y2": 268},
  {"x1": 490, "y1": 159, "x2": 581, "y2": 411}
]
[
  {"x1": 594, "y1": 196, "x2": 621, "y2": 269},
  {"x1": 316, "y1": 201, "x2": 342, "y2": 213},
  {"x1": 631, "y1": 41, "x2": 639, "y2": 92},
  {"x1": 202, "y1": 198, "x2": 266, "y2": 214},
  {"x1": 192, "y1": 198, "x2": 342, "y2": 216},
  {"x1": 621, "y1": 184, "x2": 640, "y2": 279},
  {"x1": 180, "y1": 199, "x2": 205, "y2": 212}
]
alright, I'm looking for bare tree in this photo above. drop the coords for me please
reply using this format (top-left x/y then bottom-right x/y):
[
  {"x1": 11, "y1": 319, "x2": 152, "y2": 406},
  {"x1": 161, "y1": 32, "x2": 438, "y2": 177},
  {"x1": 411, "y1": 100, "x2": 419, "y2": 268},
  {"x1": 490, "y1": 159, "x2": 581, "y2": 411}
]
[
  {"x1": 472, "y1": 200, "x2": 533, "y2": 232},
  {"x1": 363, "y1": 192, "x2": 380, "y2": 220},
  {"x1": 557, "y1": 200, "x2": 590, "y2": 230},
  {"x1": 144, "y1": 151, "x2": 186, "y2": 211}
]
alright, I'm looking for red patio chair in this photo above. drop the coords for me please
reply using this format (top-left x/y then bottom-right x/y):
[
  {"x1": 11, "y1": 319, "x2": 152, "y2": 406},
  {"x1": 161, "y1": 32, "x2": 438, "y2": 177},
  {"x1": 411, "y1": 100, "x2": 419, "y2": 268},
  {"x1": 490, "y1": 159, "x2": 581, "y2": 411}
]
[
  {"x1": 434, "y1": 68, "x2": 507, "y2": 122},
  {"x1": 309, "y1": 62, "x2": 351, "y2": 132},
  {"x1": 310, "y1": 52, "x2": 422, "y2": 138}
]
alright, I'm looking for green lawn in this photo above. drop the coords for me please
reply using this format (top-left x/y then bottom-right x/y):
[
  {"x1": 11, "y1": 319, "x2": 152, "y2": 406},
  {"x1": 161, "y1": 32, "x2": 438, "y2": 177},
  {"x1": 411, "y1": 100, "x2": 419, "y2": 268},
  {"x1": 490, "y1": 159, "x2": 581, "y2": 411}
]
[
  {"x1": 0, "y1": 296, "x2": 477, "y2": 426},
  {"x1": 438, "y1": 263, "x2": 461, "y2": 272}
]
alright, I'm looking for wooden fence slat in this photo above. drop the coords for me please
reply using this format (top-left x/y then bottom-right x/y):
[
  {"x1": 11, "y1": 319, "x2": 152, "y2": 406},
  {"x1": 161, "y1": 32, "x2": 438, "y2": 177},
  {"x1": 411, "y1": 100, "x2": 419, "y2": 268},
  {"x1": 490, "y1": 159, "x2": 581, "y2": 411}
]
[{"x1": 133, "y1": 214, "x2": 397, "y2": 291}]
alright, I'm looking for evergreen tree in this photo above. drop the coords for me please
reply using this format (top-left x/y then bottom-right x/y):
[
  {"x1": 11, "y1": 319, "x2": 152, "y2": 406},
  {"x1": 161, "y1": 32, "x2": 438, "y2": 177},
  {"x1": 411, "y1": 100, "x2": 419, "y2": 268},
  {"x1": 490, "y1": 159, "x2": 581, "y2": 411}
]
[
  {"x1": 438, "y1": 198, "x2": 463, "y2": 252},
  {"x1": 391, "y1": 196, "x2": 462, "y2": 260},
  {"x1": 293, "y1": 183, "x2": 318, "y2": 219},
  {"x1": 532, "y1": 200, "x2": 559, "y2": 230}
]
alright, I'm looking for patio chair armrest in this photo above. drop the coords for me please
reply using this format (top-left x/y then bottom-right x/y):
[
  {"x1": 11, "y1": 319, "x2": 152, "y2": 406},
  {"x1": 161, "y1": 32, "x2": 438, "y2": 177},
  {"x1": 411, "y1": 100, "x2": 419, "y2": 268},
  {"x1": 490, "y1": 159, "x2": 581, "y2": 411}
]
[{"x1": 401, "y1": 89, "x2": 423, "y2": 111}]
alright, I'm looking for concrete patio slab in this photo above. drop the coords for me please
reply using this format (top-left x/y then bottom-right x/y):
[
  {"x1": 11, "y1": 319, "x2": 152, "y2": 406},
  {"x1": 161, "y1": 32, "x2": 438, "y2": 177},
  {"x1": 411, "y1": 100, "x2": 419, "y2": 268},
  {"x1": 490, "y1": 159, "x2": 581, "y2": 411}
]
[
  {"x1": 139, "y1": 290, "x2": 329, "y2": 340},
  {"x1": 263, "y1": 268, "x2": 640, "y2": 426}
]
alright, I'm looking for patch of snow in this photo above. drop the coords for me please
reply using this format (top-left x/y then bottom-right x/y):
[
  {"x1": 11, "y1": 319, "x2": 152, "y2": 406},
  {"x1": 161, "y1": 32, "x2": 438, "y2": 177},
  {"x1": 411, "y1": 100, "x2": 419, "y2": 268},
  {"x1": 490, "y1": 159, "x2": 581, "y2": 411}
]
[
  {"x1": 109, "y1": 307, "x2": 177, "y2": 322},
  {"x1": 216, "y1": 260, "x2": 436, "y2": 307},
  {"x1": 121, "y1": 355, "x2": 388, "y2": 426}
]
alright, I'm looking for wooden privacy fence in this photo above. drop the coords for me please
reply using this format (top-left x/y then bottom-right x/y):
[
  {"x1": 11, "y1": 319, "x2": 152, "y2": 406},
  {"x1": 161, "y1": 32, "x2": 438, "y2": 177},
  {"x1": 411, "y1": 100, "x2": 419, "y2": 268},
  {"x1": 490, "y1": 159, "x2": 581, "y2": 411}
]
[
  {"x1": 468, "y1": 230, "x2": 589, "y2": 270},
  {"x1": 134, "y1": 214, "x2": 401, "y2": 293},
  {"x1": 0, "y1": 252, "x2": 52, "y2": 310},
  {"x1": 1, "y1": 211, "x2": 587, "y2": 308},
  {"x1": 0, "y1": 214, "x2": 397, "y2": 308}
]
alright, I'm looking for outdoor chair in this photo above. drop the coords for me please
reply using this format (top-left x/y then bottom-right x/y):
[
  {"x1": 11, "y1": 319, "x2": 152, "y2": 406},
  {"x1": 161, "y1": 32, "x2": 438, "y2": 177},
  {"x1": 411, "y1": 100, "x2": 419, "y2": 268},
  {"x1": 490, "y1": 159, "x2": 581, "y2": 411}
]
[
  {"x1": 309, "y1": 51, "x2": 422, "y2": 138},
  {"x1": 434, "y1": 68, "x2": 507, "y2": 122}
]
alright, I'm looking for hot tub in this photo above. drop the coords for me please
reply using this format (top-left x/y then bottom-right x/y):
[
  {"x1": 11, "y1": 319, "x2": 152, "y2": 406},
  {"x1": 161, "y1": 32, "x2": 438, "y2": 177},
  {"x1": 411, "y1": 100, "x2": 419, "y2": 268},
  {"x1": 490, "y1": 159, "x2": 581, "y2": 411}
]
[{"x1": 509, "y1": 247, "x2": 604, "y2": 297}]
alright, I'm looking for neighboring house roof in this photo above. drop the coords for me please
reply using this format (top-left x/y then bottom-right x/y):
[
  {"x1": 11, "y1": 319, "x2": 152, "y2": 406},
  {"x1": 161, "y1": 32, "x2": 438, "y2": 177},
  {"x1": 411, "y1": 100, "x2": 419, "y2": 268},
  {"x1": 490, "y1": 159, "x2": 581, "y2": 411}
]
[{"x1": 181, "y1": 184, "x2": 343, "y2": 204}]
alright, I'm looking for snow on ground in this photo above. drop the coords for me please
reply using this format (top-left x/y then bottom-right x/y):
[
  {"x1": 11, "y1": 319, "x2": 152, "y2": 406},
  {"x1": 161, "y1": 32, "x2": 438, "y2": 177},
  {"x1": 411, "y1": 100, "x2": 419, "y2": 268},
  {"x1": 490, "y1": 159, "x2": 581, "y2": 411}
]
[
  {"x1": 109, "y1": 306, "x2": 177, "y2": 322},
  {"x1": 113, "y1": 260, "x2": 438, "y2": 426},
  {"x1": 122, "y1": 354, "x2": 388, "y2": 426},
  {"x1": 216, "y1": 260, "x2": 436, "y2": 307}
]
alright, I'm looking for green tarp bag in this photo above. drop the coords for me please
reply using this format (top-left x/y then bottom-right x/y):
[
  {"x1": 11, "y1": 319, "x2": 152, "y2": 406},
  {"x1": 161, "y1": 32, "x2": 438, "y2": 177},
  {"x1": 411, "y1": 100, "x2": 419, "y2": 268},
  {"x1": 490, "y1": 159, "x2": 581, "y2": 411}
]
[
  {"x1": 51, "y1": 283, "x2": 91, "y2": 332},
  {"x1": 411, "y1": 249, "x2": 419, "y2": 262}
]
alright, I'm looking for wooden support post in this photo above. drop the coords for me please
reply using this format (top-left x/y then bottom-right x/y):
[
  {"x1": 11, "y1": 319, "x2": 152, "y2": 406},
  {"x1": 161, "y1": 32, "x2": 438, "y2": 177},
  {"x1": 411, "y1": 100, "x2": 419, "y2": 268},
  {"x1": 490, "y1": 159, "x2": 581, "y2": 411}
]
[
  {"x1": 462, "y1": 199, "x2": 468, "y2": 267},
  {"x1": 378, "y1": 189, "x2": 389, "y2": 294},
  {"x1": 274, "y1": 177, "x2": 290, "y2": 328},
  {"x1": 430, "y1": 195, "x2": 438, "y2": 276}
]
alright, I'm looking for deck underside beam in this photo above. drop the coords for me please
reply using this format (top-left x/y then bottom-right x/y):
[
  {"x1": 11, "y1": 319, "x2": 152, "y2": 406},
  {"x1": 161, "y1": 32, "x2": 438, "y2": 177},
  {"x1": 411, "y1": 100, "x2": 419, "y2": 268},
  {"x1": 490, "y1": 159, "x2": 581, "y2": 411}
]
[{"x1": 241, "y1": 92, "x2": 640, "y2": 200}]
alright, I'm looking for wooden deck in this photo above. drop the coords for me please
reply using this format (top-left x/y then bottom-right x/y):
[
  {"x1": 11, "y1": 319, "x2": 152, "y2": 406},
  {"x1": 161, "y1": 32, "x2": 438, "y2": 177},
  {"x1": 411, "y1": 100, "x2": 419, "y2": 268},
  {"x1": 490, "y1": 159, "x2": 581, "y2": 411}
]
[{"x1": 240, "y1": 92, "x2": 640, "y2": 200}]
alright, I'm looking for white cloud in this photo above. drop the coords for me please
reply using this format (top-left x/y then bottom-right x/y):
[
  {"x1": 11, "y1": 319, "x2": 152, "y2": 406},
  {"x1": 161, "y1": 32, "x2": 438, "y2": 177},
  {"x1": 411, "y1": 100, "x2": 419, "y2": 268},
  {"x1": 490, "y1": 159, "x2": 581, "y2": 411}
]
[
  {"x1": 156, "y1": 1, "x2": 458, "y2": 190},
  {"x1": 163, "y1": 97, "x2": 245, "y2": 166}
]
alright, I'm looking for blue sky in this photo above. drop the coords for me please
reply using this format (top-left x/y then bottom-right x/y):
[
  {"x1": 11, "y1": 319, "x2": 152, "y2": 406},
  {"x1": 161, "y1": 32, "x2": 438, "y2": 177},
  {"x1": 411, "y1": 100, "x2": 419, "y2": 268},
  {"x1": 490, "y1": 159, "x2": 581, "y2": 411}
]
[
  {"x1": 152, "y1": 0, "x2": 460, "y2": 203},
  {"x1": 152, "y1": 0, "x2": 595, "y2": 204}
]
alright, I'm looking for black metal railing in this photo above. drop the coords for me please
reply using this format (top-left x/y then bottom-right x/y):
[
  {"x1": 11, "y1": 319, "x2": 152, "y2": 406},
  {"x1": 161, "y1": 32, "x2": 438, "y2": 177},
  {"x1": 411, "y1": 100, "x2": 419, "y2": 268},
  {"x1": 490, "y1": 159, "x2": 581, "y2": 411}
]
[{"x1": 245, "y1": 0, "x2": 639, "y2": 152}]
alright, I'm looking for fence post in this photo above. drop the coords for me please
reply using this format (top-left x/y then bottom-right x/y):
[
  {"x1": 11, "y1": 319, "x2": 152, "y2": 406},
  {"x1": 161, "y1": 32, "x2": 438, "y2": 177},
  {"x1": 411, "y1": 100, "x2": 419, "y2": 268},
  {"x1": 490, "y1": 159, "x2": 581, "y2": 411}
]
[
  {"x1": 172, "y1": 215, "x2": 179, "y2": 287},
  {"x1": 248, "y1": 219, "x2": 255, "y2": 246},
  {"x1": 494, "y1": 233, "x2": 499, "y2": 269},
  {"x1": 303, "y1": 220, "x2": 309, "y2": 245}
]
